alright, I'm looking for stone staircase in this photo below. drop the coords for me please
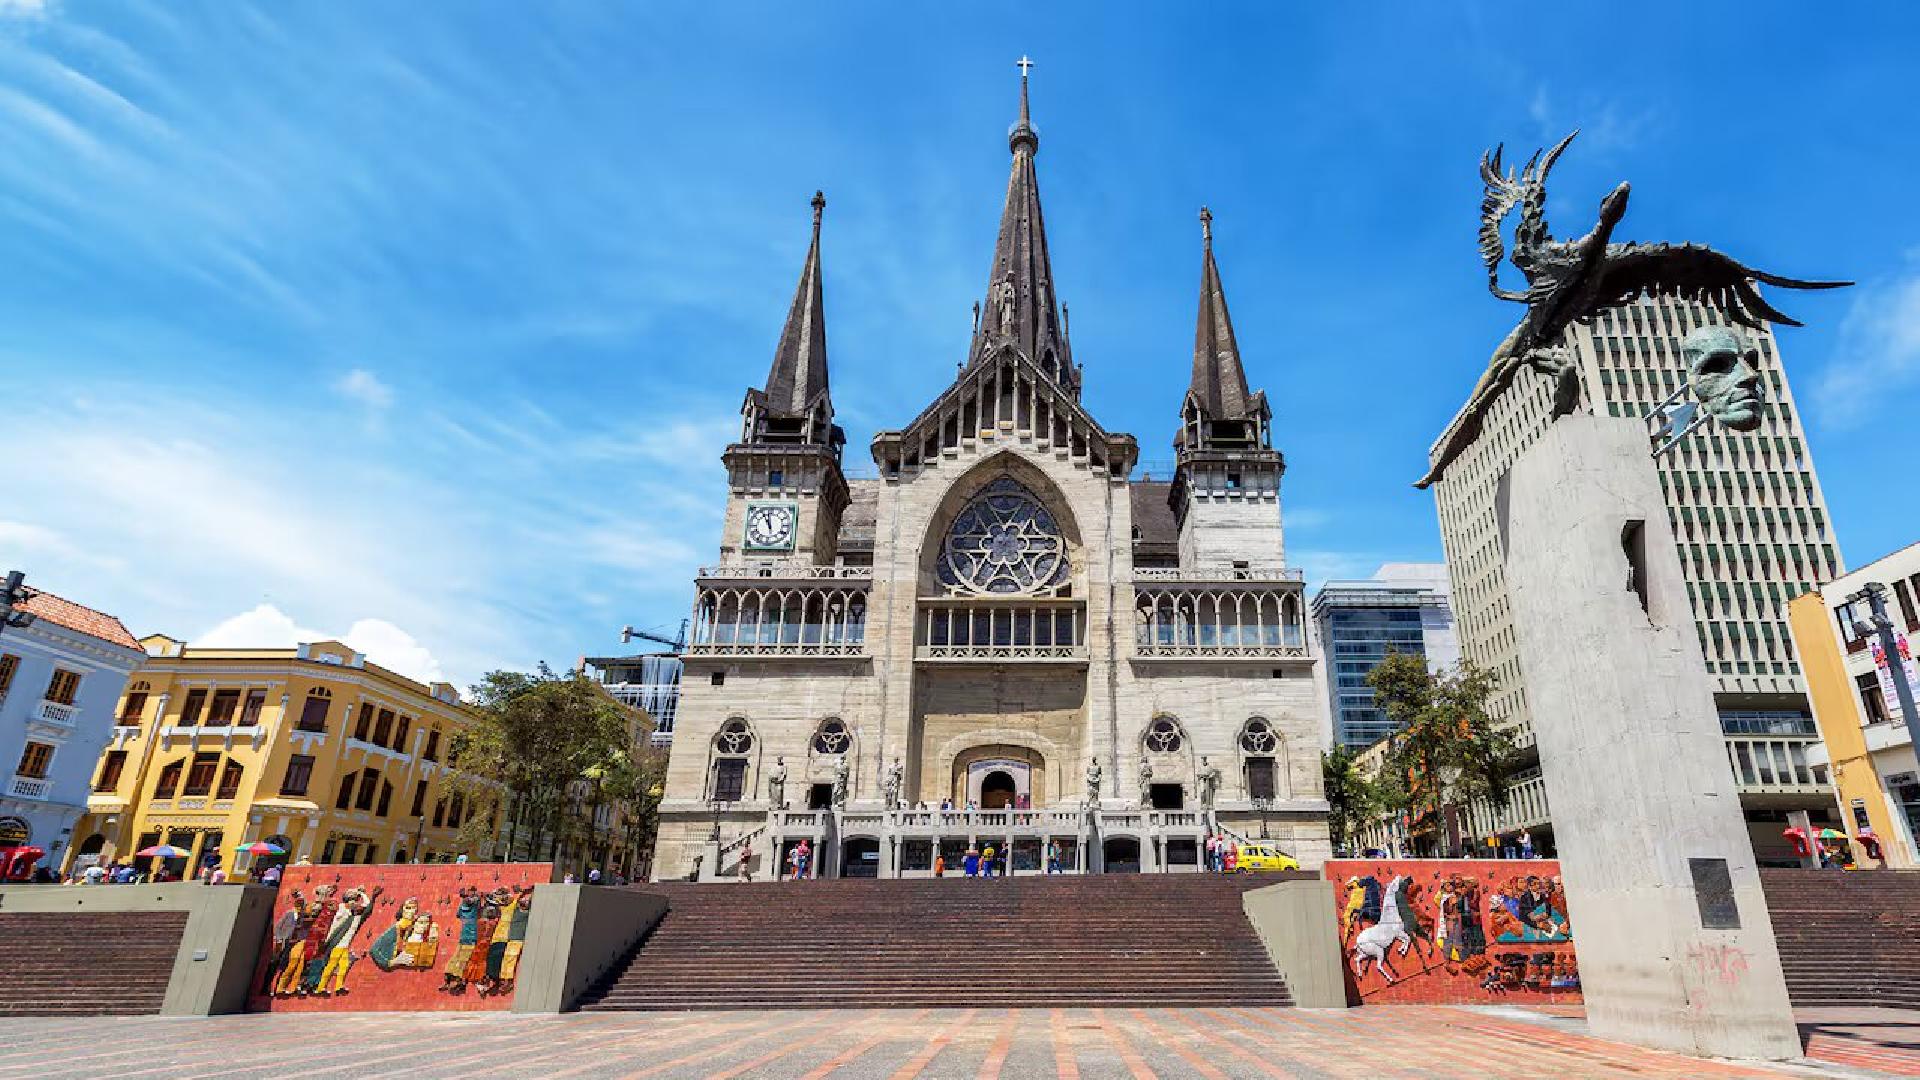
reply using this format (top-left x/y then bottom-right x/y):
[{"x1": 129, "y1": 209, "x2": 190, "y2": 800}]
[
  {"x1": 0, "y1": 911, "x2": 186, "y2": 1015},
  {"x1": 579, "y1": 874, "x2": 1296, "y2": 1011},
  {"x1": 1761, "y1": 868, "x2": 1920, "y2": 1009}
]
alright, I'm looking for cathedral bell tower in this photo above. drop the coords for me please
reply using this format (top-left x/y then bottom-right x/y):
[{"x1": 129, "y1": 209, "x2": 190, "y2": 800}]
[
  {"x1": 722, "y1": 191, "x2": 850, "y2": 564},
  {"x1": 1169, "y1": 207, "x2": 1285, "y2": 569}
]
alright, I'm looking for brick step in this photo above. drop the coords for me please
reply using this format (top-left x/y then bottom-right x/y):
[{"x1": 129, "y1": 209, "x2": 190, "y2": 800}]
[{"x1": 585, "y1": 994, "x2": 1290, "y2": 1011}]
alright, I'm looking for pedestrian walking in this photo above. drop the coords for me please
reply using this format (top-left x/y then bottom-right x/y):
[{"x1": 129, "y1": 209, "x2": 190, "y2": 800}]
[
  {"x1": 1045, "y1": 839, "x2": 1061, "y2": 874},
  {"x1": 981, "y1": 844, "x2": 996, "y2": 879},
  {"x1": 963, "y1": 845, "x2": 980, "y2": 878}
]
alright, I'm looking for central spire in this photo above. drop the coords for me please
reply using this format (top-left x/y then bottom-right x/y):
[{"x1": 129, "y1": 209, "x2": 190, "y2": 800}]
[{"x1": 969, "y1": 56, "x2": 1075, "y2": 395}]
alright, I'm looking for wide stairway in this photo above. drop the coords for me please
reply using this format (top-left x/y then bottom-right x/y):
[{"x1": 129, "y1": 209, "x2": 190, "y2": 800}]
[
  {"x1": 1761, "y1": 868, "x2": 1920, "y2": 1009},
  {"x1": 579, "y1": 874, "x2": 1296, "y2": 1011},
  {"x1": 0, "y1": 911, "x2": 186, "y2": 1015}
]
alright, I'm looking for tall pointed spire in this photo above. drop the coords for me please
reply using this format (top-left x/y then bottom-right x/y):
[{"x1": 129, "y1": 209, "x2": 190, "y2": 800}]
[
  {"x1": 743, "y1": 191, "x2": 840, "y2": 453},
  {"x1": 969, "y1": 56, "x2": 1075, "y2": 394},
  {"x1": 763, "y1": 190, "x2": 830, "y2": 414},
  {"x1": 1178, "y1": 207, "x2": 1269, "y2": 452},
  {"x1": 1189, "y1": 206, "x2": 1254, "y2": 419}
]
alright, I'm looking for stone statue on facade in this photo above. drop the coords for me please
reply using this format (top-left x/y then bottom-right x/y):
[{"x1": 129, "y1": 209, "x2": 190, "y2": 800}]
[
  {"x1": 831, "y1": 754, "x2": 849, "y2": 807},
  {"x1": 766, "y1": 755, "x2": 787, "y2": 809},
  {"x1": 1417, "y1": 131, "x2": 1848, "y2": 489},
  {"x1": 882, "y1": 757, "x2": 904, "y2": 810},
  {"x1": 1136, "y1": 754, "x2": 1154, "y2": 807},
  {"x1": 994, "y1": 269, "x2": 1017, "y2": 336},
  {"x1": 1084, "y1": 757, "x2": 1102, "y2": 806},
  {"x1": 1196, "y1": 756, "x2": 1222, "y2": 808}
]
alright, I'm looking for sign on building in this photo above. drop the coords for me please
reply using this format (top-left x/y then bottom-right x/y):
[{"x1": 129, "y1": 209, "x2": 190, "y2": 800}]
[{"x1": 1871, "y1": 633, "x2": 1920, "y2": 720}]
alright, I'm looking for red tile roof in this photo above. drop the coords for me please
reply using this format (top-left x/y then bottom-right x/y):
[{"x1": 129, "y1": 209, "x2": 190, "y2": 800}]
[{"x1": 12, "y1": 589, "x2": 142, "y2": 651}]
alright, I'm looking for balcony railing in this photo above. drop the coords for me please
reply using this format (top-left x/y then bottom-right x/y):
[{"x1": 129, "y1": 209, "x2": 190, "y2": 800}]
[
  {"x1": 1134, "y1": 567, "x2": 1305, "y2": 583},
  {"x1": 914, "y1": 600, "x2": 1085, "y2": 663},
  {"x1": 35, "y1": 700, "x2": 78, "y2": 727},
  {"x1": 1134, "y1": 642, "x2": 1308, "y2": 659},
  {"x1": 8, "y1": 775, "x2": 50, "y2": 800},
  {"x1": 1460, "y1": 770, "x2": 1551, "y2": 837},
  {"x1": 1724, "y1": 733, "x2": 1829, "y2": 794},
  {"x1": 699, "y1": 563, "x2": 873, "y2": 581}
]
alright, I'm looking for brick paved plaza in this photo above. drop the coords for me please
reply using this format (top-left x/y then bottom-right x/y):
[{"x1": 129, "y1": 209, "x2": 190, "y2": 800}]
[{"x1": 2, "y1": 1006, "x2": 1916, "y2": 1080}]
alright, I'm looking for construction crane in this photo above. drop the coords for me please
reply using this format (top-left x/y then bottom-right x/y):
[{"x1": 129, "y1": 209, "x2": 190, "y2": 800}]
[{"x1": 620, "y1": 619, "x2": 688, "y2": 652}]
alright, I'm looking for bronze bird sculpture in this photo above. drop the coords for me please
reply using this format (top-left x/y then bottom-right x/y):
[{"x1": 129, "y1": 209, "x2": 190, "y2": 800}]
[{"x1": 1416, "y1": 131, "x2": 1848, "y2": 488}]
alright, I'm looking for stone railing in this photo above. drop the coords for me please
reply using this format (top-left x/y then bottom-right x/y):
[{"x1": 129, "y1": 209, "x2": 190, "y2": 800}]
[
  {"x1": 1133, "y1": 642, "x2": 1309, "y2": 659},
  {"x1": 1460, "y1": 770, "x2": 1552, "y2": 838},
  {"x1": 687, "y1": 640, "x2": 867, "y2": 658},
  {"x1": 699, "y1": 563, "x2": 874, "y2": 581},
  {"x1": 35, "y1": 700, "x2": 78, "y2": 727},
  {"x1": 914, "y1": 643, "x2": 1087, "y2": 662},
  {"x1": 1134, "y1": 567, "x2": 1305, "y2": 583}
]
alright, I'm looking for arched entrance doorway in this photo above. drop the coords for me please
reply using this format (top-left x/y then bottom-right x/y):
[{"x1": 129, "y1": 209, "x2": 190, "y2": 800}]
[
  {"x1": 980, "y1": 770, "x2": 1017, "y2": 809},
  {"x1": 841, "y1": 837, "x2": 880, "y2": 878},
  {"x1": 1102, "y1": 836, "x2": 1141, "y2": 874}
]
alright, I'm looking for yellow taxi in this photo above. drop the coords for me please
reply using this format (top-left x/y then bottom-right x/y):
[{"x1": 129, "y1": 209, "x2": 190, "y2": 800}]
[{"x1": 1233, "y1": 843, "x2": 1300, "y2": 872}]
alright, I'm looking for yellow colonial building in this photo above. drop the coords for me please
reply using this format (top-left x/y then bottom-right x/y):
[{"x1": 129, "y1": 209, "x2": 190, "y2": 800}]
[
  {"x1": 1785, "y1": 540, "x2": 1920, "y2": 868},
  {"x1": 70, "y1": 636, "x2": 486, "y2": 879}
]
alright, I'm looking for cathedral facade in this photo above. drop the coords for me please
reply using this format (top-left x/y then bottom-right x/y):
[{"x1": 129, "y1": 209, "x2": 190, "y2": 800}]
[{"x1": 651, "y1": 75, "x2": 1331, "y2": 881}]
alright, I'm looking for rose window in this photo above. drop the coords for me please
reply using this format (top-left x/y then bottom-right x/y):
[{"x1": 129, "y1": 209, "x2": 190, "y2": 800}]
[
  {"x1": 937, "y1": 477, "x2": 1067, "y2": 595},
  {"x1": 811, "y1": 718, "x2": 851, "y2": 755},
  {"x1": 1146, "y1": 717, "x2": 1184, "y2": 754},
  {"x1": 716, "y1": 719, "x2": 754, "y2": 755},
  {"x1": 1240, "y1": 718, "x2": 1277, "y2": 753}
]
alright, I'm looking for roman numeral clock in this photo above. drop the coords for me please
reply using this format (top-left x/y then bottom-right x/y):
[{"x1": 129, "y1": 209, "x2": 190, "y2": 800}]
[{"x1": 743, "y1": 501, "x2": 798, "y2": 552}]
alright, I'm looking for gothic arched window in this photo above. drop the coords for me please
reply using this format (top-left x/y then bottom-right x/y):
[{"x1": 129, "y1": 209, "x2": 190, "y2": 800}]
[
  {"x1": 715, "y1": 719, "x2": 754, "y2": 756},
  {"x1": 937, "y1": 477, "x2": 1067, "y2": 596},
  {"x1": 1240, "y1": 718, "x2": 1278, "y2": 754},
  {"x1": 811, "y1": 718, "x2": 851, "y2": 755},
  {"x1": 1145, "y1": 716, "x2": 1184, "y2": 754}
]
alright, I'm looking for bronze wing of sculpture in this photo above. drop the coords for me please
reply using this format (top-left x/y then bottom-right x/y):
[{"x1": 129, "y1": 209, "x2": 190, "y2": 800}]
[{"x1": 1415, "y1": 131, "x2": 1847, "y2": 489}]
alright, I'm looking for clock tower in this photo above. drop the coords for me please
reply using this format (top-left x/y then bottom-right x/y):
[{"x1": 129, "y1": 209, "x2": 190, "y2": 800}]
[{"x1": 719, "y1": 190, "x2": 849, "y2": 564}]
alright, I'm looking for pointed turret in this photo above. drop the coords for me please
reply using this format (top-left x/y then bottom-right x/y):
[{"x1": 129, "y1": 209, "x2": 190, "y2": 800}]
[
  {"x1": 1177, "y1": 207, "x2": 1270, "y2": 453},
  {"x1": 968, "y1": 57, "x2": 1076, "y2": 395},
  {"x1": 1170, "y1": 207, "x2": 1284, "y2": 570},
  {"x1": 743, "y1": 191, "x2": 842, "y2": 453}
]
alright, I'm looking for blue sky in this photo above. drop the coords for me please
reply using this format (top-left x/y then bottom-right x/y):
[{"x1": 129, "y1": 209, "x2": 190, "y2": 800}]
[{"x1": 2, "y1": 2, "x2": 1916, "y2": 686}]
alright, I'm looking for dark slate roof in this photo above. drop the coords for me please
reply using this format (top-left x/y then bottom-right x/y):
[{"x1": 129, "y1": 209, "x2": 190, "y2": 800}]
[
  {"x1": 1129, "y1": 480, "x2": 1178, "y2": 554},
  {"x1": 761, "y1": 192, "x2": 830, "y2": 415},
  {"x1": 1189, "y1": 209, "x2": 1255, "y2": 420}
]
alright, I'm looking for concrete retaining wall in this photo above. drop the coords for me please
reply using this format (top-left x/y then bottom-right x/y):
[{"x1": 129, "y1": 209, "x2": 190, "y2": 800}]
[
  {"x1": 1241, "y1": 874, "x2": 1346, "y2": 1008},
  {"x1": 513, "y1": 885, "x2": 668, "y2": 1013},
  {"x1": 0, "y1": 883, "x2": 276, "y2": 1015}
]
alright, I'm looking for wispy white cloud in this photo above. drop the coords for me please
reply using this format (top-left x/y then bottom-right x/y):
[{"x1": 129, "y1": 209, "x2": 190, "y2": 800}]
[
  {"x1": 1813, "y1": 270, "x2": 1920, "y2": 429},
  {"x1": 0, "y1": 0, "x2": 49, "y2": 19},
  {"x1": 334, "y1": 367, "x2": 395, "y2": 411}
]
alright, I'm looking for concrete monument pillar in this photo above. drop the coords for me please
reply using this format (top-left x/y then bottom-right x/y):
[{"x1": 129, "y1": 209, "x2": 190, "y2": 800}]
[{"x1": 1502, "y1": 415, "x2": 1799, "y2": 1060}]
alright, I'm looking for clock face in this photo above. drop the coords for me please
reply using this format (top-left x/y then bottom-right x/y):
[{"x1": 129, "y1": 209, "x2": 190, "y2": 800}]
[{"x1": 744, "y1": 503, "x2": 797, "y2": 550}]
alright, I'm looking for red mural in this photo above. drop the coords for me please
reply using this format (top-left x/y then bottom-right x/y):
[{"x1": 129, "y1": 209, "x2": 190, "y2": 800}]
[
  {"x1": 1326, "y1": 858, "x2": 1580, "y2": 1005},
  {"x1": 248, "y1": 862, "x2": 555, "y2": 1012}
]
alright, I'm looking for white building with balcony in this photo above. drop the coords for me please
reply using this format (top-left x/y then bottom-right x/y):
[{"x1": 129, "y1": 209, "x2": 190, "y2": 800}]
[
  {"x1": 651, "y1": 81, "x2": 1331, "y2": 880},
  {"x1": 0, "y1": 585, "x2": 145, "y2": 873}
]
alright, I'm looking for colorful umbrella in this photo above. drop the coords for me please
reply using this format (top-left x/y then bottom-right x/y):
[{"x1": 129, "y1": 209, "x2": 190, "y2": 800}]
[
  {"x1": 136, "y1": 844, "x2": 191, "y2": 858},
  {"x1": 1818, "y1": 828, "x2": 1845, "y2": 840},
  {"x1": 235, "y1": 841, "x2": 285, "y2": 855}
]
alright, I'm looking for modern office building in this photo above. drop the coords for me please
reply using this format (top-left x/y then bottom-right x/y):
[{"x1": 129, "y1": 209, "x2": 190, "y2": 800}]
[
  {"x1": 1312, "y1": 563, "x2": 1458, "y2": 748},
  {"x1": 0, "y1": 585, "x2": 145, "y2": 875},
  {"x1": 1429, "y1": 297, "x2": 1843, "y2": 862},
  {"x1": 1785, "y1": 540, "x2": 1920, "y2": 867},
  {"x1": 584, "y1": 650, "x2": 682, "y2": 748}
]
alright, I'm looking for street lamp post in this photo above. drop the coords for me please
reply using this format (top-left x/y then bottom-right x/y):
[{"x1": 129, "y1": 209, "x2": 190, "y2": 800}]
[
  {"x1": 1251, "y1": 797, "x2": 1272, "y2": 839},
  {"x1": 1848, "y1": 582, "x2": 1920, "y2": 769},
  {"x1": 0, "y1": 572, "x2": 36, "y2": 639}
]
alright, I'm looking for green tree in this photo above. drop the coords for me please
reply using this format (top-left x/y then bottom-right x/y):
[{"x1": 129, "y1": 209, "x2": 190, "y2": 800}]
[
  {"x1": 1321, "y1": 745, "x2": 1376, "y2": 856},
  {"x1": 448, "y1": 664, "x2": 656, "y2": 875},
  {"x1": 1366, "y1": 653, "x2": 1513, "y2": 858}
]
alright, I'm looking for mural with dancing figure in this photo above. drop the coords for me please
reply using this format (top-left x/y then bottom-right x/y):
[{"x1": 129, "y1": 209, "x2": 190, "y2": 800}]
[
  {"x1": 248, "y1": 862, "x2": 554, "y2": 1012},
  {"x1": 1327, "y1": 859, "x2": 1580, "y2": 1004}
]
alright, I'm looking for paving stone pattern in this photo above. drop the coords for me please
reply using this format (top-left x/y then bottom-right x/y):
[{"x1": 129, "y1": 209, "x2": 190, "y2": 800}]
[{"x1": 5, "y1": 1006, "x2": 1916, "y2": 1079}]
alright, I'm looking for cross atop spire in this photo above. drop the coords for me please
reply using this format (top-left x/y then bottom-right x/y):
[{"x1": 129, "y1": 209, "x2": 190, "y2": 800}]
[
  {"x1": 1009, "y1": 54, "x2": 1038, "y2": 155},
  {"x1": 1199, "y1": 205, "x2": 1213, "y2": 250}
]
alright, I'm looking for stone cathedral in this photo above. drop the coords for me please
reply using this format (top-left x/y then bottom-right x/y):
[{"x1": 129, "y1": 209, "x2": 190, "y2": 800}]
[{"x1": 652, "y1": 74, "x2": 1330, "y2": 881}]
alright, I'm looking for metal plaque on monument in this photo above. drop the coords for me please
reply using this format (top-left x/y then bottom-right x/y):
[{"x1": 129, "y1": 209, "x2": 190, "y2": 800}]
[{"x1": 1422, "y1": 133, "x2": 1847, "y2": 1061}]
